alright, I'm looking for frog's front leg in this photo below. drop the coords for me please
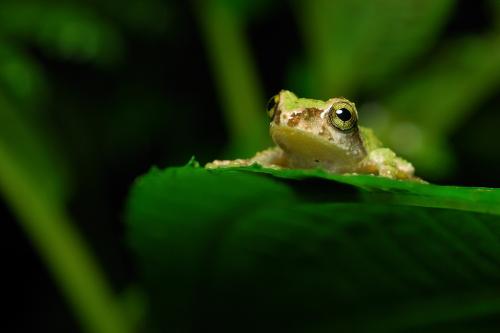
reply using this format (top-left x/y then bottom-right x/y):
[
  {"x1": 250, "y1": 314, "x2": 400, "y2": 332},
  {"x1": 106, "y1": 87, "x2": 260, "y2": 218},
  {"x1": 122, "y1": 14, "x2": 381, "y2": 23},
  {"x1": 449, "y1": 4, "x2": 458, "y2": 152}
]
[
  {"x1": 206, "y1": 146, "x2": 286, "y2": 169},
  {"x1": 358, "y1": 148, "x2": 416, "y2": 180}
]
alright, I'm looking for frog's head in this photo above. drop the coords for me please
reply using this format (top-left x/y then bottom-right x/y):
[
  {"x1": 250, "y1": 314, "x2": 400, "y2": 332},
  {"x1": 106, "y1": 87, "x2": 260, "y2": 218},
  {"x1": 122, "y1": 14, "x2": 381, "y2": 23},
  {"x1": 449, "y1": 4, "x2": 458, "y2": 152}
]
[{"x1": 266, "y1": 90, "x2": 367, "y2": 171}]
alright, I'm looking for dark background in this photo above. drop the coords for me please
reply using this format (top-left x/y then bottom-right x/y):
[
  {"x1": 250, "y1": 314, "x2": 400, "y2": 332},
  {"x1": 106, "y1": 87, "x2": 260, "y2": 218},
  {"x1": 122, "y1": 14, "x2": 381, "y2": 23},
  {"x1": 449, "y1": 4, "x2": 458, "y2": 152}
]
[{"x1": 2, "y1": 0, "x2": 499, "y2": 331}]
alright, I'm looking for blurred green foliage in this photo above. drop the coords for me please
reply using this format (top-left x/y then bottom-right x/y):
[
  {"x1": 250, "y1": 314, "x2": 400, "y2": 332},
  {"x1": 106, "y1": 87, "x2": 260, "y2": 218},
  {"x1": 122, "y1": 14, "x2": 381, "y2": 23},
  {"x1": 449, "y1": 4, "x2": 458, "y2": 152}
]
[
  {"x1": 196, "y1": 1, "x2": 270, "y2": 155},
  {"x1": 0, "y1": 0, "x2": 499, "y2": 332},
  {"x1": 293, "y1": 0, "x2": 453, "y2": 96},
  {"x1": 291, "y1": 0, "x2": 500, "y2": 178},
  {"x1": 0, "y1": 2, "x2": 123, "y2": 65},
  {"x1": 0, "y1": 1, "x2": 169, "y2": 332}
]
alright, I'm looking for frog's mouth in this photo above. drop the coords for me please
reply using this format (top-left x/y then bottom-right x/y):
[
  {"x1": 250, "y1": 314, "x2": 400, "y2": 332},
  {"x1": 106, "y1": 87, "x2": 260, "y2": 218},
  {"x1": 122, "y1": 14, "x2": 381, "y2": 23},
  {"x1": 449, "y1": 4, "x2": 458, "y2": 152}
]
[{"x1": 270, "y1": 125, "x2": 362, "y2": 171}]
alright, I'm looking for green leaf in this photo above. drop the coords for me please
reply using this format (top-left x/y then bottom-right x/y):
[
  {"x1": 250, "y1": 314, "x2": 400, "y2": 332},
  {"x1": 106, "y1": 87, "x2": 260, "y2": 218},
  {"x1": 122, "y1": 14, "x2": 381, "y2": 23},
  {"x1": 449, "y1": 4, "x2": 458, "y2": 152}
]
[
  {"x1": 0, "y1": 42, "x2": 48, "y2": 107},
  {"x1": 0, "y1": 92, "x2": 134, "y2": 333},
  {"x1": 194, "y1": 1, "x2": 270, "y2": 156},
  {"x1": 211, "y1": 0, "x2": 274, "y2": 19},
  {"x1": 293, "y1": 0, "x2": 453, "y2": 97},
  {"x1": 227, "y1": 165, "x2": 500, "y2": 215},
  {"x1": 0, "y1": 1, "x2": 123, "y2": 65},
  {"x1": 96, "y1": 0, "x2": 171, "y2": 34},
  {"x1": 0, "y1": 93, "x2": 69, "y2": 202},
  {"x1": 370, "y1": 35, "x2": 500, "y2": 177},
  {"x1": 126, "y1": 162, "x2": 500, "y2": 332}
]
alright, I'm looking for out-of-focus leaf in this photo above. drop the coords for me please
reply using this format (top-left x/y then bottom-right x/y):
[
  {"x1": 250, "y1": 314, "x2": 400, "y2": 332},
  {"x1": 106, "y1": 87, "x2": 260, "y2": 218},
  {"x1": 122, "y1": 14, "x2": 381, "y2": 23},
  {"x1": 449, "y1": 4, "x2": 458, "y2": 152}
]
[
  {"x1": 367, "y1": 35, "x2": 500, "y2": 177},
  {"x1": 386, "y1": 36, "x2": 500, "y2": 136},
  {"x1": 0, "y1": 93, "x2": 69, "y2": 202},
  {"x1": 0, "y1": 1, "x2": 123, "y2": 65},
  {"x1": 212, "y1": 0, "x2": 274, "y2": 20},
  {"x1": 126, "y1": 162, "x2": 500, "y2": 332},
  {"x1": 96, "y1": 0, "x2": 171, "y2": 34},
  {"x1": 0, "y1": 42, "x2": 48, "y2": 108},
  {"x1": 195, "y1": 1, "x2": 270, "y2": 157},
  {"x1": 293, "y1": 0, "x2": 453, "y2": 97},
  {"x1": 0, "y1": 98, "x2": 133, "y2": 333},
  {"x1": 490, "y1": 0, "x2": 500, "y2": 30}
]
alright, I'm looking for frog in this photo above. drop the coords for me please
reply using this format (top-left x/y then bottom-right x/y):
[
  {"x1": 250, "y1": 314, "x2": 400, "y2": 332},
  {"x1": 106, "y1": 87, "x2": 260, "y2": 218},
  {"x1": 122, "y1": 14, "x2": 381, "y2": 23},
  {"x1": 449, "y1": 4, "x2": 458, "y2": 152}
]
[{"x1": 207, "y1": 90, "x2": 417, "y2": 180}]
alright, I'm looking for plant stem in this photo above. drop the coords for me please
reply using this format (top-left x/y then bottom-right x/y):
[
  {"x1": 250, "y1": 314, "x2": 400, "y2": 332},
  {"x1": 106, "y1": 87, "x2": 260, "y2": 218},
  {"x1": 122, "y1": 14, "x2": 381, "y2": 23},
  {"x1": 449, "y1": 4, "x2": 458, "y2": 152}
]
[
  {"x1": 0, "y1": 143, "x2": 131, "y2": 333},
  {"x1": 195, "y1": 1, "x2": 270, "y2": 157}
]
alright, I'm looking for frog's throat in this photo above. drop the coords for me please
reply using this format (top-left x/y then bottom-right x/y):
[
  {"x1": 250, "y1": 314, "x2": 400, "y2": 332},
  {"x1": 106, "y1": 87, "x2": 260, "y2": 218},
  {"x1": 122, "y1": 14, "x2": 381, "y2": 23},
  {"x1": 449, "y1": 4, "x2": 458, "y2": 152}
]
[{"x1": 270, "y1": 125, "x2": 365, "y2": 171}]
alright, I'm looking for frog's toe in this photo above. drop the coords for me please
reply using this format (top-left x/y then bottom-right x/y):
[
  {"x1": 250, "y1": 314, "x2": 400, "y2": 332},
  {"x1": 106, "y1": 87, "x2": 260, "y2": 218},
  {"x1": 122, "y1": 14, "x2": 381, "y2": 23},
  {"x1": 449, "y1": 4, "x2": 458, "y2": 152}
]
[{"x1": 205, "y1": 159, "x2": 251, "y2": 169}]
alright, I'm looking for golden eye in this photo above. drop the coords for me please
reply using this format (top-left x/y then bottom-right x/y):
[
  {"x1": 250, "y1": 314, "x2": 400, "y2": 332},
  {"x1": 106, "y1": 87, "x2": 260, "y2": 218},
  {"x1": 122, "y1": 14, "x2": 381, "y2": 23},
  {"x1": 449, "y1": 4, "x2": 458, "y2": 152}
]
[
  {"x1": 328, "y1": 102, "x2": 358, "y2": 131},
  {"x1": 266, "y1": 94, "x2": 279, "y2": 119}
]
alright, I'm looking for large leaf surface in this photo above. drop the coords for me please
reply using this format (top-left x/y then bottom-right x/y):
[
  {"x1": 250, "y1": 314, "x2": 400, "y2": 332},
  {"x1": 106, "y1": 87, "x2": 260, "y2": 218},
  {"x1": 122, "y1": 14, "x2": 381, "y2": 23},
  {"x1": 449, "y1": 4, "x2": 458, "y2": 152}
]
[{"x1": 126, "y1": 162, "x2": 500, "y2": 332}]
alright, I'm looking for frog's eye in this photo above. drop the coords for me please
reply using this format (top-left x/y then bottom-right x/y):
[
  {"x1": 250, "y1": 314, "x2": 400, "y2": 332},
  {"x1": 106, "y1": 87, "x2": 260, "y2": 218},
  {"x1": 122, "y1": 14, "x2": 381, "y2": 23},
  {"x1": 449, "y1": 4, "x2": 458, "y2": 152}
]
[
  {"x1": 329, "y1": 103, "x2": 358, "y2": 131},
  {"x1": 266, "y1": 94, "x2": 279, "y2": 119}
]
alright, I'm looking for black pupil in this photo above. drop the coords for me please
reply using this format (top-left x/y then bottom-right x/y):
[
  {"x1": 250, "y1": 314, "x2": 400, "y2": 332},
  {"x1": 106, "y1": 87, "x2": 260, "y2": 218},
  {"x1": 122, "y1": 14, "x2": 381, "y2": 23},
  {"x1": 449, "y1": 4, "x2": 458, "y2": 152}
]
[
  {"x1": 335, "y1": 108, "x2": 352, "y2": 121},
  {"x1": 266, "y1": 96, "x2": 276, "y2": 111}
]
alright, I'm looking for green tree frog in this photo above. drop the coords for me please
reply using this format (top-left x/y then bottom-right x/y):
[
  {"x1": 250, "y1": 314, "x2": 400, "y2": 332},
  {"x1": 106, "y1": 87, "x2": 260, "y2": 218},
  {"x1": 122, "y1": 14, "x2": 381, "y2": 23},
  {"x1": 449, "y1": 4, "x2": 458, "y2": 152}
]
[{"x1": 207, "y1": 90, "x2": 417, "y2": 180}]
